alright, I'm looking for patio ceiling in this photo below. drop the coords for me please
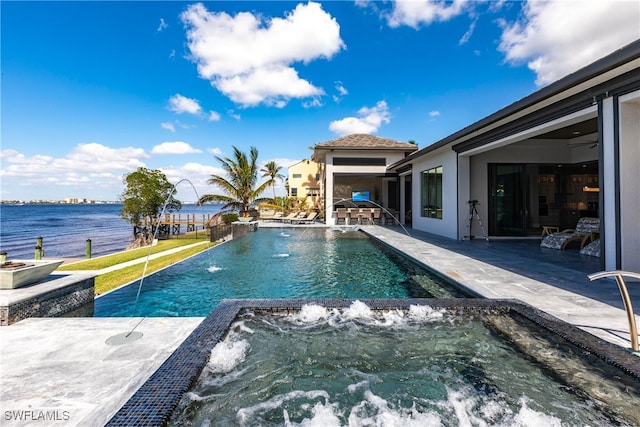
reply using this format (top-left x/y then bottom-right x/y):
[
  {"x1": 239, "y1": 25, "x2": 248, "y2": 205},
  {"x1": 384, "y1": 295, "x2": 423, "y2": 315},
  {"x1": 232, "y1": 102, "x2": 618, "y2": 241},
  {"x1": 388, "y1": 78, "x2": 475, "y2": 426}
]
[{"x1": 529, "y1": 117, "x2": 598, "y2": 140}]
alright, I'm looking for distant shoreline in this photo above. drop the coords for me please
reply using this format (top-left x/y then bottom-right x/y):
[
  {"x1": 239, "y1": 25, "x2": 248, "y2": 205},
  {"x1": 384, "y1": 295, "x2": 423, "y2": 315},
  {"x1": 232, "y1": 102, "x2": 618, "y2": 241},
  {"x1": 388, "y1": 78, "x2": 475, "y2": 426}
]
[
  {"x1": 0, "y1": 203, "x2": 223, "y2": 259},
  {"x1": 0, "y1": 200, "x2": 119, "y2": 205}
]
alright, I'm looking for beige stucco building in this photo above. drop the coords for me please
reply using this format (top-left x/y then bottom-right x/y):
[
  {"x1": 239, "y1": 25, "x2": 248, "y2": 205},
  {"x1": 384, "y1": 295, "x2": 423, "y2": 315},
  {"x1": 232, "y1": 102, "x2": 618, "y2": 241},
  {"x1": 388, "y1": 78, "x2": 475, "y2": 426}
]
[{"x1": 286, "y1": 159, "x2": 322, "y2": 209}]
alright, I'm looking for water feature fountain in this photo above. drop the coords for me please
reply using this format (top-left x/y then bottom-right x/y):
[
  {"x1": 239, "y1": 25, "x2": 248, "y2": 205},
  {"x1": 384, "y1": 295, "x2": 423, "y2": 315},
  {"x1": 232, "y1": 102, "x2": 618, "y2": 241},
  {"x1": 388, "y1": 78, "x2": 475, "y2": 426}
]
[
  {"x1": 107, "y1": 178, "x2": 202, "y2": 345},
  {"x1": 328, "y1": 197, "x2": 411, "y2": 236}
]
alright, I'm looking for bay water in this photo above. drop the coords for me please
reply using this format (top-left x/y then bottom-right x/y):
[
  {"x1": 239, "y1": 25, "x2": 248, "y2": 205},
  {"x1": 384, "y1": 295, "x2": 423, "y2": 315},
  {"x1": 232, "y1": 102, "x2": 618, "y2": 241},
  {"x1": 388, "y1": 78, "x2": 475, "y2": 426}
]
[{"x1": 0, "y1": 203, "x2": 222, "y2": 259}]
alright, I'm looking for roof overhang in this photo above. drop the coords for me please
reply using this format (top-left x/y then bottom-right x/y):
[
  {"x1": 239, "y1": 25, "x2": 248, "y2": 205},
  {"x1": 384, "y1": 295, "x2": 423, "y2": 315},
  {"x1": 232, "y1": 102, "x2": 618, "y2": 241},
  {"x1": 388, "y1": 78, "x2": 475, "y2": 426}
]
[{"x1": 389, "y1": 39, "x2": 640, "y2": 168}]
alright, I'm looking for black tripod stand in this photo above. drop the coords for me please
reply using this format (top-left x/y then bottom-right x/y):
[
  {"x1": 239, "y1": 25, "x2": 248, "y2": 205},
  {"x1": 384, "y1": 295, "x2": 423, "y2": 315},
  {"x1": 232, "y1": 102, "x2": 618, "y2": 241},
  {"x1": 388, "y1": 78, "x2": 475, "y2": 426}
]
[{"x1": 464, "y1": 200, "x2": 489, "y2": 242}]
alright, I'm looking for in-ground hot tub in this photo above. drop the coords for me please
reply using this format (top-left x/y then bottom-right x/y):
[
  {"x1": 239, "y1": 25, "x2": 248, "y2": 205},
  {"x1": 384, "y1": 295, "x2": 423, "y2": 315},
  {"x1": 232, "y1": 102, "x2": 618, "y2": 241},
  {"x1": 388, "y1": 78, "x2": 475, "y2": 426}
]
[
  {"x1": 0, "y1": 260, "x2": 64, "y2": 289},
  {"x1": 107, "y1": 299, "x2": 640, "y2": 426}
]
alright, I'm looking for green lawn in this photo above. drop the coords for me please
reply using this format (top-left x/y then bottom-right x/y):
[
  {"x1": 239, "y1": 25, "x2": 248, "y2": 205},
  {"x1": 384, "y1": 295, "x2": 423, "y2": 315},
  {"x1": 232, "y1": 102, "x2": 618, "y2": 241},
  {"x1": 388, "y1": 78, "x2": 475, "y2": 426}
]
[
  {"x1": 94, "y1": 243, "x2": 212, "y2": 295},
  {"x1": 57, "y1": 238, "x2": 209, "y2": 271}
]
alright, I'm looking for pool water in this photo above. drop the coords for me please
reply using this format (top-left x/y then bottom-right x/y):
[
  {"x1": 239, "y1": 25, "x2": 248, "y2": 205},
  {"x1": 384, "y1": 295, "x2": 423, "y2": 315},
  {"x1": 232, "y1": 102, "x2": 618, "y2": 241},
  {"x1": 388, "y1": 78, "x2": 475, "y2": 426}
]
[
  {"x1": 94, "y1": 229, "x2": 466, "y2": 317},
  {"x1": 169, "y1": 302, "x2": 638, "y2": 426}
]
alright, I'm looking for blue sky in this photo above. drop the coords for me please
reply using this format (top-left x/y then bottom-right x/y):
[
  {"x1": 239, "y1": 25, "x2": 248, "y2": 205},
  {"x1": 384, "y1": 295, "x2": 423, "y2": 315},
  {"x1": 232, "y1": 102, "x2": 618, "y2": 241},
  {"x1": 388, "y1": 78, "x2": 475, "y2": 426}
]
[{"x1": 2, "y1": 1, "x2": 638, "y2": 202}]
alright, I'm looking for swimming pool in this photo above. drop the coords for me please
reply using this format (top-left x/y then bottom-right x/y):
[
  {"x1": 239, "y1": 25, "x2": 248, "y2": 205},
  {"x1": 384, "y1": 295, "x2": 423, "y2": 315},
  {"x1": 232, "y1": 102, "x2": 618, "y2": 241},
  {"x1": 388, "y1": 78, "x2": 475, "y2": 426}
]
[{"x1": 94, "y1": 228, "x2": 469, "y2": 317}]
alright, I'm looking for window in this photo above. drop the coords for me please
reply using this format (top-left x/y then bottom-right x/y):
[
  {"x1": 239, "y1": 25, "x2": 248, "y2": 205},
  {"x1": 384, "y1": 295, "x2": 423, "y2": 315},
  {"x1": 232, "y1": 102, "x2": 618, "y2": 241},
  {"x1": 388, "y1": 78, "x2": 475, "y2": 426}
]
[
  {"x1": 291, "y1": 188, "x2": 298, "y2": 197},
  {"x1": 292, "y1": 174, "x2": 302, "y2": 179},
  {"x1": 421, "y1": 166, "x2": 443, "y2": 219},
  {"x1": 333, "y1": 157, "x2": 386, "y2": 166},
  {"x1": 315, "y1": 174, "x2": 321, "y2": 181}
]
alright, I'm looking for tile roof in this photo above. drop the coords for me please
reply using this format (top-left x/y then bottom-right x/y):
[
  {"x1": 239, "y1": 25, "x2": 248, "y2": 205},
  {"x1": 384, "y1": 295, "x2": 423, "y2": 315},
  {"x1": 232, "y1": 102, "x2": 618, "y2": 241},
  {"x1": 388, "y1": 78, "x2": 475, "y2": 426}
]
[{"x1": 315, "y1": 134, "x2": 418, "y2": 151}]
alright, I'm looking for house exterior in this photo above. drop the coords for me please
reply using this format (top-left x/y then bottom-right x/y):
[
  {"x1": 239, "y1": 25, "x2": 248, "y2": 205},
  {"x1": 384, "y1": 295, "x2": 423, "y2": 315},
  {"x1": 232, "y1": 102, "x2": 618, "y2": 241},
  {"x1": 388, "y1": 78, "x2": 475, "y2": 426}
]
[
  {"x1": 286, "y1": 159, "x2": 322, "y2": 209},
  {"x1": 387, "y1": 39, "x2": 640, "y2": 272},
  {"x1": 312, "y1": 134, "x2": 418, "y2": 224}
]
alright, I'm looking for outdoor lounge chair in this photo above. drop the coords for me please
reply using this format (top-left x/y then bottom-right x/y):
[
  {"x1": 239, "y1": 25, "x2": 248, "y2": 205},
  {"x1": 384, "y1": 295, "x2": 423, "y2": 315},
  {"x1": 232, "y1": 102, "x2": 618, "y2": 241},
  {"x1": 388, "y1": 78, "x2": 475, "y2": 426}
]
[
  {"x1": 540, "y1": 217, "x2": 600, "y2": 250},
  {"x1": 292, "y1": 212, "x2": 318, "y2": 224},
  {"x1": 270, "y1": 211, "x2": 284, "y2": 221},
  {"x1": 283, "y1": 212, "x2": 306, "y2": 223},
  {"x1": 580, "y1": 238, "x2": 601, "y2": 257},
  {"x1": 259, "y1": 210, "x2": 283, "y2": 221}
]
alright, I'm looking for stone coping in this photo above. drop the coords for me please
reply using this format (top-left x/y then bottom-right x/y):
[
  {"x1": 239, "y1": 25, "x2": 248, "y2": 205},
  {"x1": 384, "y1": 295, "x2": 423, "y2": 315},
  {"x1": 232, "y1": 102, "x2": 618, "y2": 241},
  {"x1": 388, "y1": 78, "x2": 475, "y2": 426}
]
[{"x1": 0, "y1": 272, "x2": 97, "y2": 306}]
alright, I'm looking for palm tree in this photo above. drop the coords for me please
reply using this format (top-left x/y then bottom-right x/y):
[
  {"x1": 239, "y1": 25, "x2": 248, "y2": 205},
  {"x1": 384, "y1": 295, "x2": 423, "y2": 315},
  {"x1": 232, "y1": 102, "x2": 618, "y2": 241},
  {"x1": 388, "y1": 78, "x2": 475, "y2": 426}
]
[
  {"x1": 260, "y1": 160, "x2": 285, "y2": 202},
  {"x1": 198, "y1": 146, "x2": 271, "y2": 215}
]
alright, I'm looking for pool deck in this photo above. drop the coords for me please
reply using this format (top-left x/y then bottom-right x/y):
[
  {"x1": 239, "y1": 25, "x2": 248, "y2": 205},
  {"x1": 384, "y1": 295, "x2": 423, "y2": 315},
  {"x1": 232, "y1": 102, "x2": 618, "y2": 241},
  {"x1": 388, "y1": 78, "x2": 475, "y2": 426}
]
[
  {"x1": 1, "y1": 223, "x2": 638, "y2": 426},
  {"x1": 364, "y1": 225, "x2": 639, "y2": 350}
]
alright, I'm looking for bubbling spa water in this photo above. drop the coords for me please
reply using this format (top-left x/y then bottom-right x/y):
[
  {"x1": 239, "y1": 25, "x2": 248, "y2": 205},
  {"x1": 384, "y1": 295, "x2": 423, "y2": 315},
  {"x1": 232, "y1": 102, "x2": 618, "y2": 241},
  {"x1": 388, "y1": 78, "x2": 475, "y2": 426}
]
[{"x1": 169, "y1": 302, "x2": 638, "y2": 426}]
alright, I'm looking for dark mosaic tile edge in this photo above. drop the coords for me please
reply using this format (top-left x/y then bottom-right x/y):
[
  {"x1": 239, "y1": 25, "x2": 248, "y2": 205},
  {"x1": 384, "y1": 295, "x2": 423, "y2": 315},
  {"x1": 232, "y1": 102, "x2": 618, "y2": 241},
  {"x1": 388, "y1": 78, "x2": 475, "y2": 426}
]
[{"x1": 106, "y1": 298, "x2": 640, "y2": 426}]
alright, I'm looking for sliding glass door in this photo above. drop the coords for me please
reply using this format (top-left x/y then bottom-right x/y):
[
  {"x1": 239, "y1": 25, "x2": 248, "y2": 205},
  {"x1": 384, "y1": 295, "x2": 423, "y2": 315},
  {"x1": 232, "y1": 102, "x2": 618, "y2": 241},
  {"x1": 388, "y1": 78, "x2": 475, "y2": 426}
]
[{"x1": 489, "y1": 164, "x2": 527, "y2": 236}]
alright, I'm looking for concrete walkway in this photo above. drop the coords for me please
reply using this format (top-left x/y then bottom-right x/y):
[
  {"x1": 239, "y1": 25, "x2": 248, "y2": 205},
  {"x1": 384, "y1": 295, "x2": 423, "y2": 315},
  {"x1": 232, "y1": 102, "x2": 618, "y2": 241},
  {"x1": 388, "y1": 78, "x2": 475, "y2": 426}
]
[{"x1": 60, "y1": 240, "x2": 211, "y2": 274}]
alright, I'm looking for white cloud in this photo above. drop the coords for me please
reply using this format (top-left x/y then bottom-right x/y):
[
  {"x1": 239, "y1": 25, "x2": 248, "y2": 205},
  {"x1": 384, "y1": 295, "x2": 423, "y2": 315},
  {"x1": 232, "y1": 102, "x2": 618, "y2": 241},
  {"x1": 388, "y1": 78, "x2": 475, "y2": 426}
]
[
  {"x1": 181, "y1": 2, "x2": 345, "y2": 107},
  {"x1": 157, "y1": 18, "x2": 168, "y2": 32},
  {"x1": 303, "y1": 97, "x2": 323, "y2": 108},
  {"x1": 208, "y1": 111, "x2": 221, "y2": 121},
  {"x1": 499, "y1": 0, "x2": 640, "y2": 86},
  {"x1": 268, "y1": 157, "x2": 300, "y2": 169},
  {"x1": 176, "y1": 120, "x2": 196, "y2": 130},
  {"x1": 386, "y1": 0, "x2": 469, "y2": 29},
  {"x1": 151, "y1": 141, "x2": 203, "y2": 155},
  {"x1": 207, "y1": 147, "x2": 223, "y2": 156},
  {"x1": 227, "y1": 110, "x2": 241, "y2": 121},
  {"x1": 335, "y1": 82, "x2": 348, "y2": 96},
  {"x1": 333, "y1": 81, "x2": 349, "y2": 102},
  {"x1": 0, "y1": 144, "x2": 149, "y2": 199},
  {"x1": 329, "y1": 100, "x2": 391, "y2": 136},
  {"x1": 168, "y1": 94, "x2": 202, "y2": 115},
  {"x1": 429, "y1": 110, "x2": 440, "y2": 118},
  {"x1": 159, "y1": 162, "x2": 228, "y2": 201},
  {"x1": 459, "y1": 18, "x2": 476, "y2": 45},
  {"x1": 161, "y1": 122, "x2": 175, "y2": 132}
]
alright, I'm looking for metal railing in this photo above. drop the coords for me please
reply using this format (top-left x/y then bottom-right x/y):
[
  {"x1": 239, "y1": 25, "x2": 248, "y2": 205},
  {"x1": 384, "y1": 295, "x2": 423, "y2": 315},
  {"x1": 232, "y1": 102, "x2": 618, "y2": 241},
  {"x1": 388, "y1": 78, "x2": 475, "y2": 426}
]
[{"x1": 588, "y1": 270, "x2": 640, "y2": 353}]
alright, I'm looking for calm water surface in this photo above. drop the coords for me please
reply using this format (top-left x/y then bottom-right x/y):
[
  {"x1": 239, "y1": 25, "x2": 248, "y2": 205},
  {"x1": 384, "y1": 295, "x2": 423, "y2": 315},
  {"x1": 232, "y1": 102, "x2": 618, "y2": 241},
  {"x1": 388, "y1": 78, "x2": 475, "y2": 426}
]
[
  {"x1": 0, "y1": 203, "x2": 220, "y2": 259},
  {"x1": 94, "y1": 228, "x2": 463, "y2": 317}
]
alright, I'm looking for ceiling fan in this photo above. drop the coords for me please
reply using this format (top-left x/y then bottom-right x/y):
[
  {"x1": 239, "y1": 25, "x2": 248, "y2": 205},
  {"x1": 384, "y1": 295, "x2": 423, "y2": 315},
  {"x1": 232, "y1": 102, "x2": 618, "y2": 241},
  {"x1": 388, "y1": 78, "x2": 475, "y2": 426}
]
[{"x1": 568, "y1": 138, "x2": 599, "y2": 149}]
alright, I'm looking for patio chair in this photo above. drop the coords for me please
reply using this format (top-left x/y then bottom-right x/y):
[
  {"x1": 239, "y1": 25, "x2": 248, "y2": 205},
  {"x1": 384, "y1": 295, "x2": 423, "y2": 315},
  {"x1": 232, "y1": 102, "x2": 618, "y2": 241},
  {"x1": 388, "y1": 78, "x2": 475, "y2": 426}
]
[
  {"x1": 336, "y1": 208, "x2": 348, "y2": 225},
  {"x1": 281, "y1": 212, "x2": 299, "y2": 223},
  {"x1": 269, "y1": 211, "x2": 284, "y2": 222},
  {"x1": 259, "y1": 210, "x2": 280, "y2": 221},
  {"x1": 293, "y1": 212, "x2": 318, "y2": 224},
  {"x1": 384, "y1": 209, "x2": 398, "y2": 225},
  {"x1": 358, "y1": 208, "x2": 373, "y2": 225},
  {"x1": 372, "y1": 208, "x2": 382, "y2": 224},
  {"x1": 540, "y1": 217, "x2": 600, "y2": 250},
  {"x1": 347, "y1": 208, "x2": 359, "y2": 224},
  {"x1": 579, "y1": 238, "x2": 601, "y2": 257}
]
